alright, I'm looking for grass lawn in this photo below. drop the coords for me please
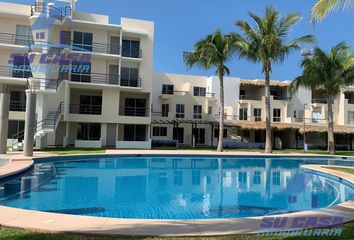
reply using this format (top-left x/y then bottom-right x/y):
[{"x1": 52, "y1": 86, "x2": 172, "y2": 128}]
[
  {"x1": 35, "y1": 148, "x2": 105, "y2": 155},
  {"x1": 1, "y1": 221, "x2": 354, "y2": 240}
]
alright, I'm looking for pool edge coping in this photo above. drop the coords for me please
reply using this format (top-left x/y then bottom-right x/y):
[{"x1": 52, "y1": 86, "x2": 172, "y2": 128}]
[{"x1": 0, "y1": 153, "x2": 353, "y2": 236}]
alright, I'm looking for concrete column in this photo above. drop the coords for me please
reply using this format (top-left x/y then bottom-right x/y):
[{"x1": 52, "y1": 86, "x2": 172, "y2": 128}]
[
  {"x1": 23, "y1": 90, "x2": 37, "y2": 157},
  {"x1": 0, "y1": 85, "x2": 10, "y2": 154}
]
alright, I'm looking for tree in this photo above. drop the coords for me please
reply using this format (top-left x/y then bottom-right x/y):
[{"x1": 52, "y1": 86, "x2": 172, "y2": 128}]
[
  {"x1": 311, "y1": 0, "x2": 354, "y2": 23},
  {"x1": 231, "y1": 6, "x2": 315, "y2": 153},
  {"x1": 290, "y1": 42, "x2": 354, "y2": 154},
  {"x1": 184, "y1": 29, "x2": 235, "y2": 152}
]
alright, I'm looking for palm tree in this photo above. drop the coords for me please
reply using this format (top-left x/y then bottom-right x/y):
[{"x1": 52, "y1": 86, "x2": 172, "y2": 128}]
[
  {"x1": 311, "y1": 0, "x2": 354, "y2": 23},
  {"x1": 290, "y1": 42, "x2": 354, "y2": 155},
  {"x1": 184, "y1": 29, "x2": 234, "y2": 152},
  {"x1": 231, "y1": 6, "x2": 315, "y2": 153}
]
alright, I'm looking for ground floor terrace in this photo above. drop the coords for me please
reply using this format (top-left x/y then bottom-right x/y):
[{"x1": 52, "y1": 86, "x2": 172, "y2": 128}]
[{"x1": 6, "y1": 118, "x2": 354, "y2": 151}]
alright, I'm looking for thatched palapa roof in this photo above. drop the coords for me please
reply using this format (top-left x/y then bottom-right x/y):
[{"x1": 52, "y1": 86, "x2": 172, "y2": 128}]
[
  {"x1": 240, "y1": 80, "x2": 290, "y2": 88},
  {"x1": 226, "y1": 120, "x2": 354, "y2": 134}
]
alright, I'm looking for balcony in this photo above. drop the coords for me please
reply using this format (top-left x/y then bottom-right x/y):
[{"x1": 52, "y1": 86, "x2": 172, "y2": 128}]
[
  {"x1": 273, "y1": 96, "x2": 291, "y2": 101},
  {"x1": 30, "y1": 3, "x2": 71, "y2": 22},
  {"x1": 69, "y1": 104, "x2": 102, "y2": 115},
  {"x1": 119, "y1": 107, "x2": 150, "y2": 117},
  {"x1": 120, "y1": 78, "x2": 142, "y2": 88},
  {"x1": 0, "y1": 66, "x2": 32, "y2": 79},
  {"x1": 121, "y1": 47, "x2": 142, "y2": 59},
  {"x1": 239, "y1": 95, "x2": 262, "y2": 101},
  {"x1": 63, "y1": 72, "x2": 120, "y2": 86},
  {"x1": 0, "y1": 32, "x2": 33, "y2": 46},
  {"x1": 9, "y1": 101, "x2": 26, "y2": 112},
  {"x1": 71, "y1": 41, "x2": 121, "y2": 56}
]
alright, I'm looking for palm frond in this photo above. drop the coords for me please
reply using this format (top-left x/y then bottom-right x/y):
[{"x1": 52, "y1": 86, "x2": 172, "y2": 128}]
[{"x1": 311, "y1": 0, "x2": 354, "y2": 23}]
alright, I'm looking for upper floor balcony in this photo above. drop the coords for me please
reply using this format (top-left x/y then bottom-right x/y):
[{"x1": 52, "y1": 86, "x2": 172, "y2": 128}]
[
  {"x1": 0, "y1": 66, "x2": 32, "y2": 79},
  {"x1": 0, "y1": 32, "x2": 33, "y2": 48},
  {"x1": 61, "y1": 72, "x2": 141, "y2": 88},
  {"x1": 30, "y1": 2, "x2": 71, "y2": 22}
]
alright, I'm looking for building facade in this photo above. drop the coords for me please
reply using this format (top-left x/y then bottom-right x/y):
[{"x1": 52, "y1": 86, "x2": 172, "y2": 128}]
[{"x1": 0, "y1": 0, "x2": 354, "y2": 152}]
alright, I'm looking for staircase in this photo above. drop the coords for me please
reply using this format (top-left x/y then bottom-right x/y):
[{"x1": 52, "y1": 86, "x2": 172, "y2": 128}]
[{"x1": 10, "y1": 102, "x2": 64, "y2": 151}]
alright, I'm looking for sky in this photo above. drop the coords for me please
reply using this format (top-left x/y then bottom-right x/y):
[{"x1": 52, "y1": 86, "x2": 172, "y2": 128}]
[{"x1": 8, "y1": 0, "x2": 354, "y2": 81}]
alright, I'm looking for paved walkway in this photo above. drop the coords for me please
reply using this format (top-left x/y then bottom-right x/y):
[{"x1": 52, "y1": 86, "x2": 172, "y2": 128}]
[{"x1": 0, "y1": 152, "x2": 353, "y2": 236}]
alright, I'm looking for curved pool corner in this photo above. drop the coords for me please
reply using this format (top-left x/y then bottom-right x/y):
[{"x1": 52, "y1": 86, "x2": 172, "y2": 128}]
[{"x1": 0, "y1": 153, "x2": 353, "y2": 236}]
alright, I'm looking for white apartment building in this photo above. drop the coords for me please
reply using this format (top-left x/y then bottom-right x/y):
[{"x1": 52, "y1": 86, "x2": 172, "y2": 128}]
[{"x1": 0, "y1": 0, "x2": 354, "y2": 153}]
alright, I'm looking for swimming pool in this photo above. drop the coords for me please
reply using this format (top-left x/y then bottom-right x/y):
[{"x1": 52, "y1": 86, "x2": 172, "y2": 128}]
[{"x1": 0, "y1": 155, "x2": 353, "y2": 220}]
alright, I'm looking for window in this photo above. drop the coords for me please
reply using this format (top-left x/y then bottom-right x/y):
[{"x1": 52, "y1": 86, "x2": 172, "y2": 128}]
[
  {"x1": 124, "y1": 98, "x2": 146, "y2": 116},
  {"x1": 214, "y1": 129, "x2": 227, "y2": 138},
  {"x1": 192, "y1": 170, "x2": 201, "y2": 185},
  {"x1": 71, "y1": 61, "x2": 91, "y2": 82},
  {"x1": 76, "y1": 95, "x2": 102, "y2": 115},
  {"x1": 174, "y1": 170, "x2": 183, "y2": 186},
  {"x1": 242, "y1": 130, "x2": 251, "y2": 140},
  {"x1": 208, "y1": 106, "x2": 212, "y2": 115},
  {"x1": 348, "y1": 111, "x2": 354, "y2": 124},
  {"x1": 253, "y1": 171, "x2": 261, "y2": 185},
  {"x1": 162, "y1": 84, "x2": 174, "y2": 95},
  {"x1": 238, "y1": 172, "x2": 247, "y2": 185},
  {"x1": 7, "y1": 120, "x2": 25, "y2": 140},
  {"x1": 153, "y1": 127, "x2": 167, "y2": 137},
  {"x1": 123, "y1": 125, "x2": 146, "y2": 141},
  {"x1": 240, "y1": 89, "x2": 246, "y2": 97},
  {"x1": 122, "y1": 39, "x2": 140, "y2": 58},
  {"x1": 312, "y1": 110, "x2": 322, "y2": 123},
  {"x1": 193, "y1": 128, "x2": 205, "y2": 144},
  {"x1": 77, "y1": 123, "x2": 101, "y2": 140},
  {"x1": 10, "y1": 91, "x2": 26, "y2": 112},
  {"x1": 162, "y1": 104, "x2": 169, "y2": 117},
  {"x1": 73, "y1": 31, "x2": 93, "y2": 52},
  {"x1": 12, "y1": 55, "x2": 32, "y2": 78},
  {"x1": 254, "y1": 108, "x2": 262, "y2": 122},
  {"x1": 193, "y1": 105, "x2": 202, "y2": 119},
  {"x1": 239, "y1": 108, "x2": 248, "y2": 121},
  {"x1": 121, "y1": 67, "x2": 139, "y2": 87},
  {"x1": 273, "y1": 109, "x2": 281, "y2": 122},
  {"x1": 193, "y1": 87, "x2": 206, "y2": 96},
  {"x1": 15, "y1": 25, "x2": 33, "y2": 45},
  {"x1": 272, "y1": 171, "x2": 281, "y2": 185},
  {"x1": 176, "y1": 104, "x2": 185, "y2": 118}
]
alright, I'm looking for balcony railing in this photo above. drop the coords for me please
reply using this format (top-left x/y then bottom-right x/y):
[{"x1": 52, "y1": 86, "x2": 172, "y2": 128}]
[
  {"x1": 9, "y1": 101, "x2": 26, "y2": 112},
  {"x1": 71, "y1": 40, "x2": 121, "y2": 55},
  {"x1": 30, "y1": 3, "x2": 71, "y2": 21},
  {"x1": 120, "y1": 78, "x2": 141, "y2": 88},
  {"x1": 69, "y1": 104, "x2": 102, "y2": 115},
  {"x1": 273, "y1": 96, "x2": 291, "y2": 101},
  {"x1": 0, "y1": 32, "x2": 33, "y2": 46},
  {"x1": 346, "y1": 98, "x2": 354, "y2": 104},
  {"x1": 119, "y1": 107, "x2": 150, "y2": 117},
  {"x1": 311, "y1": 99, "x2": 334, "y2": 104},
  {"x1": 63, "y1": 73, "x2": 120, "y2": 85},
  {"x1": 121, "y1": 47, "x2": 142, "y2": 59},
  {"x1": 0, "y1": 65, "x2": 32, "y2": 78},
  {"x1": 294, "y1": 118, "x2": 327, "y2": 124},
  {"x1": 152, "y1": 112, "x2": 169, "y2": 117},
  {"x1": 161, "y1": 90, "x2": 186, "y2": 95},
  {"x1": 239, "y1": 95, "x2": 262, "y2": 101}
]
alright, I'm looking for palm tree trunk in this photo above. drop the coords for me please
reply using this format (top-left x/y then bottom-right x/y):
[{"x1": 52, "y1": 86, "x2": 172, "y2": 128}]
[
  {"x1": 264, "y1": 68, "x2": 272, "y2": 153},
  {"x1": 327, "y1": 97, "x2": 335, "y2": 154},
  {"x1": 217, "y1": 71, "x2": 225, "y2": 152}
]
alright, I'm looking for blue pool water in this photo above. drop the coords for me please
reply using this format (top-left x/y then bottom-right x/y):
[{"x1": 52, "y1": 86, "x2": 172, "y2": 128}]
[{"x1": 0, "y1": 155, "x2": 354, "y2": 220}]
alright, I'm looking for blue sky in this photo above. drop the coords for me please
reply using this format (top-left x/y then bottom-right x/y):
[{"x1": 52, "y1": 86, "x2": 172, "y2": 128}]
[{"x1": 9, "y1": 0, "x2": 354, "y2": 80}]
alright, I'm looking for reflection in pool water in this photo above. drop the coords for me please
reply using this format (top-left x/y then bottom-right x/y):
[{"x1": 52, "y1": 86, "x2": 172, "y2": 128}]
[{"x1": 0, "y1": 156, "x2": 353, "y2": 219}]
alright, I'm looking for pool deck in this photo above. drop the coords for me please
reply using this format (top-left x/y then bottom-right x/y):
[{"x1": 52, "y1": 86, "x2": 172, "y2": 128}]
[{"x1": 0, "y1": 151, "x2": 353, "y2": 236}]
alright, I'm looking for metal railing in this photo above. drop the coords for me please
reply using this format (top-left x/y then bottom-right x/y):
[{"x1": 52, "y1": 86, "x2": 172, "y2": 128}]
[
  {"x1": 161, "y1": 90, "x2": 186, "y2": 95},
  {"x1": 0, "y1": 65, "x2": 32, "y2": 78},
  {"x1": 119, "y1": 107, "x2": 150, "y2": 117},
  {"x1": 346, "y1": 98, "x2": 354, "y2": 104},
  {"x1": 121, "y1": 47, "x2": 142, "y2": 59},
  {"x1": 311, "y1": 99, "x2": 334, "y2": 104},
  {"x1": 0, "y1": 32, "x2": 33, "y2": 46},
  {"x1": 120, "y1": 78, "x2": 141, "y2": 88},
  {"x1": 71, "y1": 40, "x2": 121, "y2": 55},
  {"x1": 27, "y1": 78, "x2": 62, "y2": 92},
  {"x1": 294, "y1": 118, "x2": 327, "y2": 124},
  {"x1": 63, "y1": 72, "x2": 120, "y2": 85},
  {"x1": 69, "y1": 104, "x2": 102, "y2": 115},
  {"x1": 30, "y1": 3, "x2": 71, "y2": 21},
  {"x1": 273, "y1": 96, "x2": 291, "y2": 101},
  {"x1": 10, "y1": 101, "x2": 26, "y2": 112},
  {"x1": 10, "y1": 102, "x2": 64, "y2": 149},
  {"x1": 239, "y1": 95, "x2": 262, "y2": 101}
]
